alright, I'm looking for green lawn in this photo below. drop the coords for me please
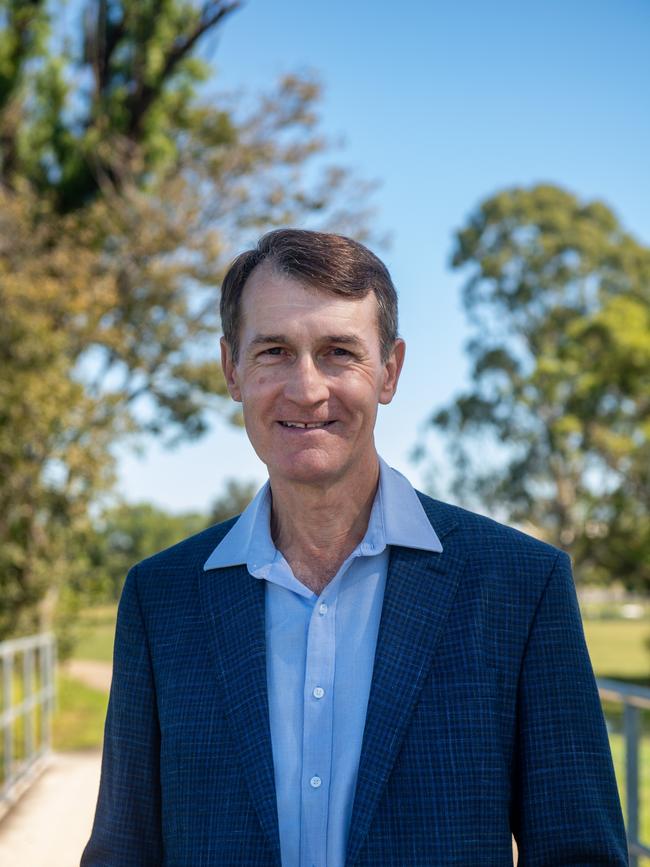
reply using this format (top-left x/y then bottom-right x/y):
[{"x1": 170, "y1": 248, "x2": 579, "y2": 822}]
[
  {"x1": 71, "y1": 604, "x2": 117, "y2": 663},
  {"x1": 52, "y1": 672, "x2": 109, "y2": 752},
  {"x1": 583, "y1": 619, "x2": 650, "y2": 685},
  {"x1": 50, "y1": 606, "x2": 115, "y2": 750}
]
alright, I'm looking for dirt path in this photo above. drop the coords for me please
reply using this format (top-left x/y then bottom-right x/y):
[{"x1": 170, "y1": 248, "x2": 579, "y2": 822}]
[
  {"x1": 0, "y1": 751, "x2": 102, "y2": 867},
  {"x1": 63, "y1": 659, "x2": 113, "y2": 692}
]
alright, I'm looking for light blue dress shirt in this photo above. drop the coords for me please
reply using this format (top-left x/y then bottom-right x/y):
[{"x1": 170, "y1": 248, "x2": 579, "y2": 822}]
[{"x1": 203, "y1": 457, "x2": 442, "y2": 867}]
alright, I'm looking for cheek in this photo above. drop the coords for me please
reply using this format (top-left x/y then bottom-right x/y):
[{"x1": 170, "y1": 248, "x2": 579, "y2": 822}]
[
  {"x1": 242, "y1": 372, "x2": 270, "y2": 395},
  {"x1": 240, "y1": 375, "x2": 278, "y2": 416}
]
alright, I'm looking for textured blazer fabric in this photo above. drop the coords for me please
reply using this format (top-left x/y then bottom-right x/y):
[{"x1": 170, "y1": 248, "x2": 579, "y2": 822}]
[{"x1": 81, "y1": 493, "x2": 628, "y2": 866}]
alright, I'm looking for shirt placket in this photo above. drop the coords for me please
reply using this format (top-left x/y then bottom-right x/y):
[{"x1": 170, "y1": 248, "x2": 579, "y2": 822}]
[{"x1": 300, "y1": 589, "x2": 338, "y2": 867}]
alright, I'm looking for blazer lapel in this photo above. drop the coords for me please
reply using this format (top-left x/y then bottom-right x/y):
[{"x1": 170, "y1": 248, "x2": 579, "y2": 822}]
[
  {"x1": 199, "y1": 564, "x2": 281, "y2": 866},
  {"x1": 345, "y1": 537, "x2": 466, "y2": 866}
]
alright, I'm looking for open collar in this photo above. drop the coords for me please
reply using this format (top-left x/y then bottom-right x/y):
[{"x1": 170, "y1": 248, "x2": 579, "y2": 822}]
[{"x1": 202, "y1": 456, "x2": 442, "y2": 574}]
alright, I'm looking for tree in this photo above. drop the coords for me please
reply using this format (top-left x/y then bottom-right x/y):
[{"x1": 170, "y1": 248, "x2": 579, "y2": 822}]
[
  {"x1": 85, "y1": 478, "x2": 256, "y2": 603},
  {"x1": 87, "y1": 502, "x2": 206, "y2": 601},
  {"x1": 0, "y1": 0, "x2": 376, "y2": 637},
  {"x1": 423, "y1": 184, "x2": 650, "y2": 591},
  {"x1": 208, "y1": 477, "x2": 256, "y2": 525}
]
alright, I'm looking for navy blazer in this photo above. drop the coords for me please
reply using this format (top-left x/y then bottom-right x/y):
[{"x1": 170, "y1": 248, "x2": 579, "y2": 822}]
[{"x1": 82, "y1": 493, "x2": 628, "y2": 866}]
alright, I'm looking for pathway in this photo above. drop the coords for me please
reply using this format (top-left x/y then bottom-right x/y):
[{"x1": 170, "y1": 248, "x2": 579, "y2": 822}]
[
  {"x1": 0, "y1": 751, "x2": 102, "y2": 867},
  {"x1": 63, "y1": 660, "x2": 113, "y2": 692},
  {"x1": 0, "y1": 659, "x2": 110, "y2": 866}
]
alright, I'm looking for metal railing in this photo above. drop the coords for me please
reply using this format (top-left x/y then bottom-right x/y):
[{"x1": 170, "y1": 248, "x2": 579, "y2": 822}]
[
  {"x1": 0, "y1": 632, "x2": 56, "y2": 820},
  {"x1": 598, "y1": 677, "x2": 650, "y2": 866}
]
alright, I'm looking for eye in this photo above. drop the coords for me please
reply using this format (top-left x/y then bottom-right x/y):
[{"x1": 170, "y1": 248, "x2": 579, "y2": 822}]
[
  {"x1": 262, "y1": 347, "x2": 285, "y2": 356},
  {"x1": 330, "y1": 347, "x2": 352, "y2": 357}
]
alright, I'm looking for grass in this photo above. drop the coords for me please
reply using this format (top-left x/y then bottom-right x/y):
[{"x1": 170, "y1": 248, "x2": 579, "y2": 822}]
[
  {"x1": 583, "y1": 619, "x2": 650, "y2": 685},
  {"x1": 51, "y1": 606, "x2": 115, "y2": 750},
  {"x1": 44, "y1": 606, "x2": 115, "y2": 756},
  {"x1": 71, "y1": 604, "x2": 117, "y2": 663},
  {"x1": 52, "y1": 672, "x2": 109, "y2": 752}
]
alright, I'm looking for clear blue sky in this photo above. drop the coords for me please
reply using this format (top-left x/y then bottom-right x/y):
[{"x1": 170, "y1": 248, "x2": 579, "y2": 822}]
[{"x1": 116, "y1": 0, "x2": 650, "y2": 513}]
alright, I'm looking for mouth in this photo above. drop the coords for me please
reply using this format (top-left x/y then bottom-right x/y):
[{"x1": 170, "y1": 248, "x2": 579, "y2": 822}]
[{"x1": 278, "y1": 420, "x2": 335, "y2": 429}]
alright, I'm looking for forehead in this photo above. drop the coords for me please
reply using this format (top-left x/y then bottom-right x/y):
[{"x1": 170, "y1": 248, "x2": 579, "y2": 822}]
[{"x1": 239, "y1": 263, "x2": 380, "y2": 338}]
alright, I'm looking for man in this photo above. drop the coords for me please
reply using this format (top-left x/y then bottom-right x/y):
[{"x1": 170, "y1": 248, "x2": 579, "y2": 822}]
[{"x1": 82, "y1": 229, "x2": 627, "y2": 866}]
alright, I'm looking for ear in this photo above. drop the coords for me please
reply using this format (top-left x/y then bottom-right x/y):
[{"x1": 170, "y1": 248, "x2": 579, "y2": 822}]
[
  {"x1": 220, "y1": 337, "x2": 242, "y2": 402},
  {"x1": 379, "y1": 338, "x2": 406, "y2": 405}
]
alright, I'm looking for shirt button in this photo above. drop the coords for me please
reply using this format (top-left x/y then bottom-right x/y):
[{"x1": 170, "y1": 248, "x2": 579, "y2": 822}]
[
  {"x1": 312, "y1": 686, "x2": 325, "y2": 699},
  {"x1": 310, "y1": 776, "x2": 322, "y2": 788},
  {"x1": 318, "y1": 603, "x2": 328, "y2": 615}
]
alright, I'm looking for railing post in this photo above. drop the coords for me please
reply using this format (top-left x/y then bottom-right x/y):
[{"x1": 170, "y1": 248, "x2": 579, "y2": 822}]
[
  {"x1": 2, "y1": 651, "x2": 13, "y2": 787},
  {"x1": 40, "y1": 637, "x2": 52, "y2": 750},
  {"x1": 0, "y1": 633, "x2": 58, "y2": 817},
  {"x1": 23, "y1": 647, "x2": 35, "y2": 761},
  {"x1": 624, "y1": 703, "x2": 640, "y2": 867},
  {"x1": 598, "y1": 679, "x2": 650, "y2": 865}
]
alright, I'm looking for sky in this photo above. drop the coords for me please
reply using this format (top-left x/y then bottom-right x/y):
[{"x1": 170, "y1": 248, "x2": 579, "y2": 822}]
[{"x1": 115, "y1": 0, "x2": 650, "y2": 514}]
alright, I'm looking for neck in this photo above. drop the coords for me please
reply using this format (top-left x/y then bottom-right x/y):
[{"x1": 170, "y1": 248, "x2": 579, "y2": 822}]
[{"x1": 269, "y1": 454, "x2": 380, "y2": 592}]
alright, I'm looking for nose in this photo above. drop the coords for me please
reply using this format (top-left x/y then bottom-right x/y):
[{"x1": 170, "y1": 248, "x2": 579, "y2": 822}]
[{"x1": 283, "y1": 353, "x2": 329, "y2": 405}]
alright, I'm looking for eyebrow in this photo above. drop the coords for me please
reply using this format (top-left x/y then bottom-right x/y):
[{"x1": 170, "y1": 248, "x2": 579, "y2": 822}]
[
  {"x1": 249, "y1": 334, "x2": 367, "y2": 349},
  {"x1": 323, "y1": 335, "x2": 366, "y2": 348},
  {"x1": 249, "y1": 335, "x2": 287, "y2": 347}
]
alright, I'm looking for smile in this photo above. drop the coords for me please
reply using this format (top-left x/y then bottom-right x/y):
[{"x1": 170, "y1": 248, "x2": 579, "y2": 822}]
[{"x1": 278, "y1": 421, "x2": 334, "y2": 429}]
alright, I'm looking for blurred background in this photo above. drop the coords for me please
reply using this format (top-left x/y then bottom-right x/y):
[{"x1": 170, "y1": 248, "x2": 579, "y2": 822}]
[{"x1": 0, "y1": 0, "x2": 648, "y2": 863}]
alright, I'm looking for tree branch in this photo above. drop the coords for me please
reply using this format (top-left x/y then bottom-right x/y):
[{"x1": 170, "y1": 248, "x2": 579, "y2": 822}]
[{"x1": 128, "y1": 1, "x2": 241, "y2": 137}]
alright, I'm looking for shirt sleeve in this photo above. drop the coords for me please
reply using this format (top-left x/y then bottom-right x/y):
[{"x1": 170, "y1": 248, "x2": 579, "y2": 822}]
[{"x1": 81, "y1": 564, "x2": 164, "y2": 866}]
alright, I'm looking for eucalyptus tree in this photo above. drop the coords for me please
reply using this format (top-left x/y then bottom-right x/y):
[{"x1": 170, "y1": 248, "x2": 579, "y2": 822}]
[{"x1": 426, "y1": 184, "x2": 650, "y2": 590}]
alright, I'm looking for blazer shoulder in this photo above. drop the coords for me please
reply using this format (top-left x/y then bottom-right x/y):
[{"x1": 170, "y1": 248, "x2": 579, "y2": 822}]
[{"x1": 415, "y1": 489, "x2": 565, "y2": 567}]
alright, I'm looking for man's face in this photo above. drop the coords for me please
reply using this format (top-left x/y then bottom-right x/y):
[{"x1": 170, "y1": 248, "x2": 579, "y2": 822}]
[{"x1": 221, "y1": 263, "x2": 405, "y2": 488}]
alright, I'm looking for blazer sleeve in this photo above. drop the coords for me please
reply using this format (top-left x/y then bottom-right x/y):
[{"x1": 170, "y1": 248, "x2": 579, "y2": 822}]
[
  {"x1": 81, "y1": 564, "x2": 164, "y2": 866},
  {"x1": 510, "y1": 550, "x2": 629, "y2": 866}
]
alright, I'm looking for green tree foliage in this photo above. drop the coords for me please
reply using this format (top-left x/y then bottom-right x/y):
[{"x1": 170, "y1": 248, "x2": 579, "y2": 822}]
[
  {"x1": 0, "y1": 0, "x2": 375, "y2": 637},
  {"x1": 425, "y1": 184, "x2": 650, "y2": 591},
  {"x1": 208, "y1": 477, "x2": 256, "y2": 525},
  {"x1": 86, "y1": 479, "x2": 256, "y2": 602},
  {"x1": 88, "y1": 502, "x2": 207, "y2": 601}
]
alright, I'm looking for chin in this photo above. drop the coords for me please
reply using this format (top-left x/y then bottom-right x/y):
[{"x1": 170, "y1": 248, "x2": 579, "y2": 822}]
[{"x1": 270, "y1": 452, "x2": 348, "y2": 486}]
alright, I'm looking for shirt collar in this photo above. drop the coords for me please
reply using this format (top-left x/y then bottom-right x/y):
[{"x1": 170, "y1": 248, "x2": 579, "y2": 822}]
[{"x1": 203, "y1": 456, "x2": 442, "y2": 572}]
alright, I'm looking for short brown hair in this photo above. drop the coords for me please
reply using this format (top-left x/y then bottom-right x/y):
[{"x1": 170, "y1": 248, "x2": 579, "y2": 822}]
[{"x1": 220, "y1": 229, "x2": 399, "y2": 362}]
